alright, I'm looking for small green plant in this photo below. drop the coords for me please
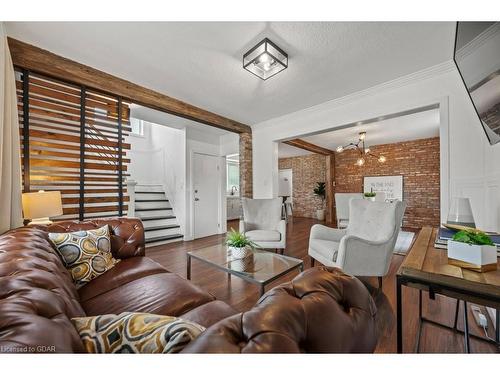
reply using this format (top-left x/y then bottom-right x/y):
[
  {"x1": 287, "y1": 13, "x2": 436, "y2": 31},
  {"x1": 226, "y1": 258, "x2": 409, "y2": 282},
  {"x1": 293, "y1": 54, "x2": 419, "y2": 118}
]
[
  {"x1": 452, "y1": 229, "x2": 494, "y2": 246},
  {"x1": 313, "y1": 182, "x2": 326, "y2": 201},
  {"x1": 226, "y1": 229, "x2": 258, "y2": 248},
  {"x1": 364, "y1": 192, "x2": 377, "y2": 198}
]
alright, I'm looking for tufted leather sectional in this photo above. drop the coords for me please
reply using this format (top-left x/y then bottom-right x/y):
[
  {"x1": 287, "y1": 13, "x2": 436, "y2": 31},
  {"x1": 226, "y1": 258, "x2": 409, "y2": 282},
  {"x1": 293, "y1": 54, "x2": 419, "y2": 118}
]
[{"x1": 0, "y1": 218, "x2": 378, "y2": 353}]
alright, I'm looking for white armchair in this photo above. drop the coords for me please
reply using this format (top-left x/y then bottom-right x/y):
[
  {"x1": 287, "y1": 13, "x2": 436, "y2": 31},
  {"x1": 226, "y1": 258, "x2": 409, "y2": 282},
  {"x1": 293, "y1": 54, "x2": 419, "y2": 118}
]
[
  {"x1": 309, "y1": 199, "x2": 406, "y2": 288},
  {"x1": 334, "y1": 193, "x2": 363, "y2": 228},
  {"x1": 239, "y1": 198, "x2": 286, "y2": 254}
]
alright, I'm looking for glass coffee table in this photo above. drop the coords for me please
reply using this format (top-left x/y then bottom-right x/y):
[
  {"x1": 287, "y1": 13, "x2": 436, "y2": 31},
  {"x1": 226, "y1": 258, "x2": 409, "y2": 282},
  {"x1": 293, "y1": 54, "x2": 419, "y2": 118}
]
[{"x1": 187, "y1": 244, "x2": 304, "y2": 296}]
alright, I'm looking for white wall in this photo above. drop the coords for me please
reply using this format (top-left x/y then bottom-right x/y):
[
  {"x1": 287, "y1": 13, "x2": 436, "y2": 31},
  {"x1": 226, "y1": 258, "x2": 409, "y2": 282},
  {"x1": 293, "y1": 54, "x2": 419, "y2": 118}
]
[
  {"x1": 220, "y1": 132, "x2": 239, "y2": 156},
  {"x1": 126, "y1": 122, "x2": 186, "y2": 233},
  {"x1": 252, "y1": 61, "x2": 500, "y2": 232}
]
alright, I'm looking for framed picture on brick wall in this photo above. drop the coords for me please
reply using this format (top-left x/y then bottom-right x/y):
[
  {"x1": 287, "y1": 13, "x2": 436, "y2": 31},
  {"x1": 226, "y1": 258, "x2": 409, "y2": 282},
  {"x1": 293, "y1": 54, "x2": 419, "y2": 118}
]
[{"x1": 363, "y1": 175, "x2": 403, "y2": 201}]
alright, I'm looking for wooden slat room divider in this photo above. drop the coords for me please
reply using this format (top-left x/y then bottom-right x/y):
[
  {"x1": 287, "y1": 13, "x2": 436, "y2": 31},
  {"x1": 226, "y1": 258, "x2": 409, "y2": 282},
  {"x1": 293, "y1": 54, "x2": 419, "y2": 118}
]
[{"x1": 16, "y1": 70, "x2": 131, "y2": 221}]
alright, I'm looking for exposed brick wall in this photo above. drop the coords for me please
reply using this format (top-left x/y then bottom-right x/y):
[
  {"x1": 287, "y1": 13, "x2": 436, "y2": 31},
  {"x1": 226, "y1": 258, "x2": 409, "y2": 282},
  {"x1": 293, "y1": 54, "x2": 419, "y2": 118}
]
[
  {"x1": 335, "y1": 137, "x2": 440, "y2": 229},
  {"x1": 278, "y1": 154, "x2": 326, "y2": 218},
  {"x1": 239, "y1": 132, "x2": 253, "y2": 198}
]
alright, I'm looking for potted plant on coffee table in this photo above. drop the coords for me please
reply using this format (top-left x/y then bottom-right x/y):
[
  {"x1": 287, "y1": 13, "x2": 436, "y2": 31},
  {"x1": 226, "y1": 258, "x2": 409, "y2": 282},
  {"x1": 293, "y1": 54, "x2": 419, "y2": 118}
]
[
  {"x1": 226, "y1": 229, "x2": 258, "y2": 259},
  {"x1": 448, "y1": 229, "x2": 497, "y2": 272},
  {"x1": 313, "y1": 182, "x2": 326, "y2": 221}
]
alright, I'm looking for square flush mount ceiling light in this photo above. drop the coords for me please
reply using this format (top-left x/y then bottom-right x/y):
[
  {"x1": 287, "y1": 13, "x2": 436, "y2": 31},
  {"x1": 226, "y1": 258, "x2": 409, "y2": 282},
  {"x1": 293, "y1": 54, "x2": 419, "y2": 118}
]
[{"x1": 243, "y1": 38, "x2": 288, "y2": 80}]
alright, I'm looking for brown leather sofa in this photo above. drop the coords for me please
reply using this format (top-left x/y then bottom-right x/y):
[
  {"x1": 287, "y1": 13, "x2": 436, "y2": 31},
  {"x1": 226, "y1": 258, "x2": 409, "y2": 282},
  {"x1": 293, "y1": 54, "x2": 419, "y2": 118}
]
[{"x1": 0, "y1": 218, "x2": 378, "y2": 353}]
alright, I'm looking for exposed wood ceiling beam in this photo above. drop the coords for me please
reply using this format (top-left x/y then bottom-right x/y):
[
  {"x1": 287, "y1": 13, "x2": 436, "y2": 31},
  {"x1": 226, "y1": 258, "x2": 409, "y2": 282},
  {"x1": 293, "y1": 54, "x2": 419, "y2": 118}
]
[
  {"x1": 283, "y1": 138, "x2": 334, "y2": 155},
  {"x1": 8, "y1": 37, "x2": 251, "y2": 134}
]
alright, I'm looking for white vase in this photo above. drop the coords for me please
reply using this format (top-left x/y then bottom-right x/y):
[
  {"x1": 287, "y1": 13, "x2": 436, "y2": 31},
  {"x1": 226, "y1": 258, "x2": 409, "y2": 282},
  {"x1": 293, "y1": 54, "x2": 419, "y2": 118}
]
[
  {"x1": 228, "y1": 246, "x2": 252, "y2": 259},
  {"x1": 316, "y1": 209, "x2": 325, "y2": 221},
  {"x1": 447, "y1": 240, "x2": 497, "y2": 272}
]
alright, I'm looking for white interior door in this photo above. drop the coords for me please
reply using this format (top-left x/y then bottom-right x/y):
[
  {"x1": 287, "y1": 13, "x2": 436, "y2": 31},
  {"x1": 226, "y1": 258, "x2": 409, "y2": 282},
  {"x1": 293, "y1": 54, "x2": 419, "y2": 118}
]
[{"x1": 193, "y1": 153, "x2": 220, "y2": 239}]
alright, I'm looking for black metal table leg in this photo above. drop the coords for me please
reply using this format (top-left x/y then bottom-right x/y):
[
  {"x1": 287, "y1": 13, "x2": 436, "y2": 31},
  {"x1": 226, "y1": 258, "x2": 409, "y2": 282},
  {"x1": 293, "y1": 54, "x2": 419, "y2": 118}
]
[
  {"x1": 415, "y1": 289, "x2": 423, "y2": 353},
  {"x1": 496, "y1": 309, "x2": 499, "y2": 344},
  {"x1": 186, "y1": 255, "x2": 191, "y2": 280},
  {"x1": 463, "y1": 301, "x2": 471, "y2": 353},
  {"x1": 453, "y1": 299, "x2": 460, "y2": 330},
  {"x1": 396, "y1": 276, "x2": 403, "y2": 353}
]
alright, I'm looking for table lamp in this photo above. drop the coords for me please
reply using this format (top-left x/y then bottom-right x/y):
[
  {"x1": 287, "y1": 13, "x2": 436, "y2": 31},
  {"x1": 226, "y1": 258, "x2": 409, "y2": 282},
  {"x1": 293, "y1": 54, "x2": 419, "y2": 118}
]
[
  {"x1": 447, "y1": 197, "x2": 475, "y2": 228},
  {"x1": 22, "y1": 190, "x2": 63, "y2": 225}
]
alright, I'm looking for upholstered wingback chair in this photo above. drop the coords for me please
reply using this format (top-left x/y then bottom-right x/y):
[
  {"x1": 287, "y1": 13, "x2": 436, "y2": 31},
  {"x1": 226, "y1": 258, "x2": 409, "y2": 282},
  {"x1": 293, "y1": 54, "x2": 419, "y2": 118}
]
[
  {"x1": 309, "y1": 199, "x2": 406, "y2": 287},
  {"x1": 334, "y1": 193, "x2": 364, "y2": 228},
  {"x1": 239, "y1": 198, "x2": 286, "y2": 254}
]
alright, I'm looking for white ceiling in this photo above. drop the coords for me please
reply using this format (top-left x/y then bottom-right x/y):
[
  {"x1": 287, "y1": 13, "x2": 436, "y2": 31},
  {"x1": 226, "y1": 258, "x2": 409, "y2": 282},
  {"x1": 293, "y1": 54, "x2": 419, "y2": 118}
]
[
  {"x1": 278, "y1": 108, "x2": 440, "y2": 157},
  {"x1": 130, "y1": 104, "x2": 230, "y2": 145},
  {"x1": 130, "y1": 104, "x2": 229, "y2": 136},
  {"x1": 278, "y1": 143, "x2": 313, "y2": 158},
  {"x1": 6, "y1": 22, "x2": 455, "y2": 125}
]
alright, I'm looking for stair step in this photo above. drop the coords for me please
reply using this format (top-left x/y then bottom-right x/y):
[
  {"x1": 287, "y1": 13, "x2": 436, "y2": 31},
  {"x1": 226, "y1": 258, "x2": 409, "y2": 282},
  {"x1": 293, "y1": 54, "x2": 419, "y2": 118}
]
[
  {"x1": 144, "y1": 224, "x2": 180, "y2": 232},
  {"x1": 135, "y1": 199, "x2": 169, "y2": 202},
  {"x1": 135, "y1": 207, "x2": 173, "y2": 212},
  {"x1": 145, "y1": 234, "x2": 183, "y2": 244},
  {"x1": 141, "y1": 215, "x2": 176, "y2": 221}
]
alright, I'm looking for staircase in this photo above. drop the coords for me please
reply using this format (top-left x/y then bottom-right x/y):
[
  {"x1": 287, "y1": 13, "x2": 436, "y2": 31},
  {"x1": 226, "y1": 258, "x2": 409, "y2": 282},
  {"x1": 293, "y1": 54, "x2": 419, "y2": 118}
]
[{"x1": 133, "y1": 184, "x2": 183, "y2": 247}]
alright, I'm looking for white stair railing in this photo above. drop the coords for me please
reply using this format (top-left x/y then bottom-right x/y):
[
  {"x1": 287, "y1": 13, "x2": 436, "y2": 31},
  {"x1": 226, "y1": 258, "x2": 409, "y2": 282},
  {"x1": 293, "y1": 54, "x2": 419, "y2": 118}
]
[{"x1": 126, "y1": 179, "x2": 137, "y2": 217}]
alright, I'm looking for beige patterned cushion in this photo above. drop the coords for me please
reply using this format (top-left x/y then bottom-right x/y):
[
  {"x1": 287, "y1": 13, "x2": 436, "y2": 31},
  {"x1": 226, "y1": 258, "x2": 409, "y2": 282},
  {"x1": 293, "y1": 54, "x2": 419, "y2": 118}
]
[
  {"x1": 48, "y1": 225, "x2": 119, "y2": 287},
  {"x1": 72, "y1": 312, "x2": 205, "y2": 353}
]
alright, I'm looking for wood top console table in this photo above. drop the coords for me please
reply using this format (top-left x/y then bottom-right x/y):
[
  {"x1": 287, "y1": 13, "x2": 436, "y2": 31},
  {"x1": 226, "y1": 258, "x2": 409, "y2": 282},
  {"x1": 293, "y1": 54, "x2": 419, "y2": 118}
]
[{"x1": 396, "y1": 227, "x2": 500, "y2": 353}]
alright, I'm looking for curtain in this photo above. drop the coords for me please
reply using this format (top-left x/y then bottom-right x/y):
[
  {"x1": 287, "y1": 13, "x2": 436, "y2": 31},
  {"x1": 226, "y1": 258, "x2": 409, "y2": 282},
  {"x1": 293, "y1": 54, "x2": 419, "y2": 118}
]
[{"x1": 0, "y1": 29, "x2": 23, "y2": 234}]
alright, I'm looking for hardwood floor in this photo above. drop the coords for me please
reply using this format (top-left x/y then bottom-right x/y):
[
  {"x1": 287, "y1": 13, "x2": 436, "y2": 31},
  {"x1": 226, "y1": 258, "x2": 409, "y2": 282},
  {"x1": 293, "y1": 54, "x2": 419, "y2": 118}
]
[{"x1": 147, "y1": 217, "x2": 498, "y2": 353}]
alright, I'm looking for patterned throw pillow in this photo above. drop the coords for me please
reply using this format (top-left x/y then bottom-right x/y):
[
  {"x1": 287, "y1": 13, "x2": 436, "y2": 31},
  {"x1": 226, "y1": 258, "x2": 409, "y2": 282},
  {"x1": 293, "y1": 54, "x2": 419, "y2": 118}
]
[
  {"x1": 48, "y1": 225, "x2": 119, "y2": 287},
  {"x1": 72, "y1": 312, "x2": 205, "y2": 353}
]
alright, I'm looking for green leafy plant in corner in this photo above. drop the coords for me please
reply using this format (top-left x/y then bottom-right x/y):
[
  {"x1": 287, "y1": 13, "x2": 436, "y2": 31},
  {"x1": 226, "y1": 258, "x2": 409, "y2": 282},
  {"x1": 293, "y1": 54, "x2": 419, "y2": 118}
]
[
  {"x1": 226, "y1": 229, "x2": 258, "y2": 248},
  {"x1": 364, "y1": 192, "x2": 377, "y2": 198},
  {"x1": 313, "y1": 182, "x2": 326, "y2": 202},
  {"x1": 452, "y1": 229, "x2": 494, "y2": 246}
]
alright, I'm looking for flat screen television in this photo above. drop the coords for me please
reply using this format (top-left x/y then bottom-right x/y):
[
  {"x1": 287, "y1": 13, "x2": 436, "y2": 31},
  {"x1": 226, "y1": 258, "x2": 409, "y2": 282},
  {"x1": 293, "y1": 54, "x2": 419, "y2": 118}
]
[{"x1": 454, "y1": 22, "x2": 500, "y2": 145}]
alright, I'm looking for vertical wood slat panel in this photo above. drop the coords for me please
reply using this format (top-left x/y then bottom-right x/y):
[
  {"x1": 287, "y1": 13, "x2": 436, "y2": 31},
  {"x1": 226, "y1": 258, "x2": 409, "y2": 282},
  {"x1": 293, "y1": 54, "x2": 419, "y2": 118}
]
[
  {"x1": 79, "y1": 87, "x2": 86, "y2": 221},
  {"x1": 16, "y1": 70, "x2": 130, "y2": 221},
  {"x1": 22, "y1": 69, "x2": 30, "y2": 193},
  {"x1": 117, "y1": 97, "x2": 123, "y2": 217}
]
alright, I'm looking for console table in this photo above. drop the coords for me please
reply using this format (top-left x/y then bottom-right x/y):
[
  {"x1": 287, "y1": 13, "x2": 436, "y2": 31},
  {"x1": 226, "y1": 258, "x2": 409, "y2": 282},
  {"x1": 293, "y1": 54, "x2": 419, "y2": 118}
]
[{"x1": 396, "y1": 227, "x2": 500, "y2": 353}]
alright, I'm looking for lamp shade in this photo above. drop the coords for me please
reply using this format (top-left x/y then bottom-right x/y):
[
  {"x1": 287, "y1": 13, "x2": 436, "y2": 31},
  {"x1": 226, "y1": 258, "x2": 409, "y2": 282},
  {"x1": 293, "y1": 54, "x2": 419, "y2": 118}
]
[
  {"x1": 22, "y1": 191, "x2": 63, "y2": 220},
  {"x1": 447, "y1": 197, "x2": 475, "y2": 228}
]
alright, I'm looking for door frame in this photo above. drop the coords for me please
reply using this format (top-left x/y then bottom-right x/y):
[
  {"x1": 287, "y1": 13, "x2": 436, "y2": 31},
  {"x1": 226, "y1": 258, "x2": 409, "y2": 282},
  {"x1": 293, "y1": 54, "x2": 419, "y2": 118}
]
[{"x1": 189, "y1": 151, "x2": 225, "y2": 239}]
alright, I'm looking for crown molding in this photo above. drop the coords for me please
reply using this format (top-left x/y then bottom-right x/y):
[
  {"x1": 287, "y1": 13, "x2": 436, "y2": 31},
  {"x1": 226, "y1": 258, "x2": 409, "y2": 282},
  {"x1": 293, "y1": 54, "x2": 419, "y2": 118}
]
[
  {"x1": 455, "y1": 22, "x2": 500, "y2": 61},
  {"x1": 253, "y1": 60, "x2": 456, "y2": 130}
]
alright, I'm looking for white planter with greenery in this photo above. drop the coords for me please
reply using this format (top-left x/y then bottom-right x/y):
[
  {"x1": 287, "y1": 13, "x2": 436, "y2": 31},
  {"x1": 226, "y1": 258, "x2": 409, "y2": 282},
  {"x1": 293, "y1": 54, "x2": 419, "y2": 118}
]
[
  {"x1": 447, "y1": 229, "x2": 497, "y2": 272},
  {"x1": 364, "y1": 192, "x2": 376, "y2": 202},
  {"x1": 316, "y1": 209, "x2": 325, "y2": 221},
  {"x1": 313, "y1": 182, "x2": 326, "y2": 221},
  {"x1": 226, "y1": 229, "x2": 257, "y2": 260}
]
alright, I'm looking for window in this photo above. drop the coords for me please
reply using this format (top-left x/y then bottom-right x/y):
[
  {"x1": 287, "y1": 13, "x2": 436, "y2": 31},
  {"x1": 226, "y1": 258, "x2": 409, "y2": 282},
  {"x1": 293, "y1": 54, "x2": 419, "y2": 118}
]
[
  {"x1": 226, "y1": 159, "x2": 240, "y2": 194},
  {"x1": 130, "y1": 117, "x2": 144, "y2": 137}
]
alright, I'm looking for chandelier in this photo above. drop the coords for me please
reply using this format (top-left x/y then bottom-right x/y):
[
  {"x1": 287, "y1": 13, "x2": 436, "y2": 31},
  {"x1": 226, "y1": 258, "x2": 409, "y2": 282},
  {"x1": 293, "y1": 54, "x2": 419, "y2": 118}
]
[{"x1": 336, "y1": 132, "x2": 387, "y2": 166}]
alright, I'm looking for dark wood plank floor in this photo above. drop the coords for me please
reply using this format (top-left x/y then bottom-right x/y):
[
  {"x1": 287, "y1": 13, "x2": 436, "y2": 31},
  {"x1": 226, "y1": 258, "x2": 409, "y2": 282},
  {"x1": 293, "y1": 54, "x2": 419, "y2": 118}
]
[{"x1": 147, "y1": 217, "x2": 498, "y2": 353}]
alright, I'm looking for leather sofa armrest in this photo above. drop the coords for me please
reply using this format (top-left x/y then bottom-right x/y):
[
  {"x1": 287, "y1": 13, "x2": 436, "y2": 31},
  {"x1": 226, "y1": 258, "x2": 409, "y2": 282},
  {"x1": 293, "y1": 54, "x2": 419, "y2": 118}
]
[
  {"x1": 34, "y1": 217, "x2": 146, "y2": 259},
  {"x1": 182, "y1": 267, "x2": 377, "y2": 353}
]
